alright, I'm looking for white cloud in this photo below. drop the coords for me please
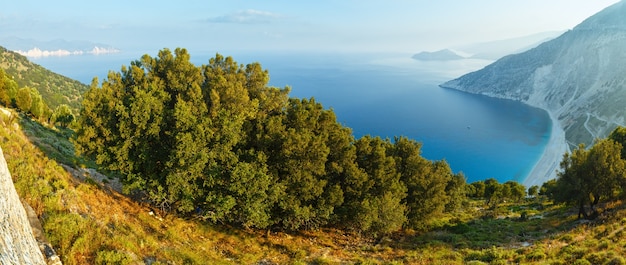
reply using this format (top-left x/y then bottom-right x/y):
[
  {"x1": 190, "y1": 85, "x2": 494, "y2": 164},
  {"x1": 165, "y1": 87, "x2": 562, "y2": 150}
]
[
  {"x1": 206, "y1": 9, "x2": 284, "y2": 24},
  {"x1": 15, "y1": 46, "x2": 120, "y2": 58}
]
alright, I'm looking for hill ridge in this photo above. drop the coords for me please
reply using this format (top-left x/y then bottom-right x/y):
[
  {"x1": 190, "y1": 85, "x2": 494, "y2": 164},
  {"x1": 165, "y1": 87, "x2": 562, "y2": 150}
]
[{"x1": 0, "y1": 45, "x2": 88, "y2": 110}]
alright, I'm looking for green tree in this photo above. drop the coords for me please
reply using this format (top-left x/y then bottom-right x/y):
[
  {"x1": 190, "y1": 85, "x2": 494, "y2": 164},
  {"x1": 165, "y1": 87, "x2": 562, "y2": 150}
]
[
  {"x1": 53, "y1": 104, "x2": 75, "y2": 128},
  {"x1": 29, "y1": 88, "x2": 45, "y2": 119},
  {"x1": 352, "y1": 136, "x2": 407, "y2": 235},
  {"x1": 608, "y1": 126, "x2": 626, "y2": 159},
  {"x1": 528, "y1": 185, "x2": 539, "y2": 198},
  {"x1": 75, "y1": 49, "x2": 288, "y2": 229},
  {"x1": 0, "y1": 69, "x2": 18, "y2": 106},
  {"x1": 445, "y1": 173, "x2": 467, "y2": 212},
  {"x1": 540, "y1": 179, "x2": 557, "y2": 198},
  {"x1": 468, "y1": 181, "x2": 486, "y2": 198},
  {"x1": 554, "y1": 139, "x2": 626, "y2": 219},
  {"x1": 483, "y1": 178, "x2": 502, "y2": 205},
  {"x1": 391, "y1": 137, "x2": 453, "y2": 229},
  {"x1": 262, "y1": 98, "x2": 345, "y2": 230},
  {"x1": 16, "y1": 87, "x2": 32, "y2": 113},
  {"x1": 504, "y1": 181, "x2": 526, "y2": 202}
]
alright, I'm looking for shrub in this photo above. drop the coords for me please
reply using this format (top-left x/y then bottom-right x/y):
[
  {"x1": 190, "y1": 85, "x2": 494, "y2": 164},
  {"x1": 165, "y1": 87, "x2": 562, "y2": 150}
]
[
  {"x1": 608, "y1": 256, "x2": 626, "y2": 265},
  {"x1": 560, "y1": 234, "x2": 574, "y2": 243},
  {"x1": 526, "y1": 248, "x2": 547, "y2": 262},
  {"x1": 95, "y1": 250, "x2": 135, "y2": 264},
  {"x1": 561, "y1": 245, "x2": 587, "y2": 262},
  {"x1": 572, "y1": 258, "x2": 591, "y2": 265}
]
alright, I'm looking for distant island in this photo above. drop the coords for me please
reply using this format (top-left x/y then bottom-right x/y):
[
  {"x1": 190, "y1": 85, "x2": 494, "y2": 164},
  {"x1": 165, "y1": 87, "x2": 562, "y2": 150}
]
[{"x1": 412, "y1": 49, "x2": 465, "y2": 61}]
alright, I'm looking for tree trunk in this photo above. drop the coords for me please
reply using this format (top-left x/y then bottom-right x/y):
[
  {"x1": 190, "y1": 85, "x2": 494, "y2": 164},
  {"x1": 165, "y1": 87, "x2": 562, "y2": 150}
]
[
  {"x1": 578, "y1": 200, "x2": 588, "y2": 220},
  {"x1": 589, "y1": 195, "x2": 600, "y2": 219}
]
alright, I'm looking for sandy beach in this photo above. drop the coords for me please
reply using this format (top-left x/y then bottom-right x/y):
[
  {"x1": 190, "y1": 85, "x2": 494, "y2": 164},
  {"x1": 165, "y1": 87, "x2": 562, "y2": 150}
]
[{"x1": 523, "y1": 110, "x2": 569, "y2": 187}]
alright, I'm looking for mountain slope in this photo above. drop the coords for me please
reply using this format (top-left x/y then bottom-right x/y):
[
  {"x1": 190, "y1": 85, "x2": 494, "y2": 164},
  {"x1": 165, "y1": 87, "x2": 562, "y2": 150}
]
[
  {"x1": 0, "y1": 46, "x2": 88, "y2": 110},
  {"x1": 441, "y1": 1, "x2": 626, "y2": 153},
  {"x1": 455, "y1": 31, "x2": 563, "y2": 60}
]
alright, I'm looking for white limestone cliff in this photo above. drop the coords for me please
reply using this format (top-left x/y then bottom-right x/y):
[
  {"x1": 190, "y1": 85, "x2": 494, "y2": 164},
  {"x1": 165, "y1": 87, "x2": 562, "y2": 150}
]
[{"x1": 0, "y1": 146, "x2": 46, "y2": 264}]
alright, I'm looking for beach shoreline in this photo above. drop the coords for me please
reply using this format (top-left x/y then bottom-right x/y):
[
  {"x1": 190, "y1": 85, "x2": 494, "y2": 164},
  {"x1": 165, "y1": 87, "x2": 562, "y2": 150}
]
[{"x1": 523, "y1": 109, "x2": 569, "y2": 187}]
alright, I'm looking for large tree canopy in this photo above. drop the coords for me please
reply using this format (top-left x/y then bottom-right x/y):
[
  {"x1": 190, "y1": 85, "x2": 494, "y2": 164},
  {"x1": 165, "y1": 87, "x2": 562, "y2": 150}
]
[{"x1": 74, "y1": 48, "x2": 466, "y2": 233}]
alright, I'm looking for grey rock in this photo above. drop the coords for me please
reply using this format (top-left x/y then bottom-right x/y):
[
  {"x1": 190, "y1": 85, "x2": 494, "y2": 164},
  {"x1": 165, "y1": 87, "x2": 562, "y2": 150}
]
[{"x1": 0, "y1": 146, "x2": 46, "y2": 264}]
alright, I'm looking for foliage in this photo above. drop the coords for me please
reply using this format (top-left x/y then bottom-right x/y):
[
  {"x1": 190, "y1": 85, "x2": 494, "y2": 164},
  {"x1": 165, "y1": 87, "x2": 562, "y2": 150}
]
[
  {"x1": 16, "y1": 86, "x2": 32, "y2": 113},
  {"x1": 528, "y1": 185, "x2": 539, "y2": 198},
  {"x1": 551, "y1": 138, "x2": 626, "y2": 219},
  {"x1": 74, "y1": 48, "x2": 467, "y2": 234},
  {"x1": 467, "y1": 178, "x2": 527, "y2": 206},
  {"x1": 52, "y1": 104, "x2": 75, "y2": 128},
  {"x1": 0, "y1": 68, "x2": 18, "y2": 106}
]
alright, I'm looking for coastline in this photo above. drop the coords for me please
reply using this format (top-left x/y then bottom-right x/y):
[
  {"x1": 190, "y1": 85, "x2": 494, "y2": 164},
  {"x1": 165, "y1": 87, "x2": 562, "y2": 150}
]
[
  {"x1": 522, "y1": 109, "x2": 569, "y2": 187},
  {"x1": 438, "y1": 83, "x2": 569, "y2": 187}
]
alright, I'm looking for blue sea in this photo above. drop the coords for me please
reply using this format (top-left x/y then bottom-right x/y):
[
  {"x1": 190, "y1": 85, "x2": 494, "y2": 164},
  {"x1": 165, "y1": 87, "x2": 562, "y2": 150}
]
[{"x1": 31, "y1": 51, "x2": 551, "y2": 184}]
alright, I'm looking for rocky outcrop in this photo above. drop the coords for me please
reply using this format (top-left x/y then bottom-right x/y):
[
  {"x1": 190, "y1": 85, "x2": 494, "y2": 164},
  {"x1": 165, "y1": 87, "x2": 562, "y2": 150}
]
[
  {"x1": 0, "y1": 146, "x2": 46, "y2": 265},
  {"x1": 440, "y1": 1, "x2": 626, "y2": 185}
]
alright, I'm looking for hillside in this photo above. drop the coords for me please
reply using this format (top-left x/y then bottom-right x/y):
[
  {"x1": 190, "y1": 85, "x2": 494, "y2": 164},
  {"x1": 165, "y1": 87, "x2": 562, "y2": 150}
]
[
  {"x1": 440, "y1": 1, "x2": 626, "y2": 185},
  {"x1": 2, "y1": 47, "x2": 626, "y2": 264},
  {"x1": 6, "y1": 107, "x2": 626, "y2": 264},
  {"x1": 0, "y1": 46, "x2": 88, "y2": 110},
  {"x1": 455, "y1": 31, "x2": 562, "y2": 60}
]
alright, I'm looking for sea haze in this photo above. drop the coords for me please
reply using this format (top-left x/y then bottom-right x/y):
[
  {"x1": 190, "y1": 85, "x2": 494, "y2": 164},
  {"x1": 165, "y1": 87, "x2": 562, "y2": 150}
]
[{"x1": 31, "y1": 52, "x2": 551, "y2": 184}]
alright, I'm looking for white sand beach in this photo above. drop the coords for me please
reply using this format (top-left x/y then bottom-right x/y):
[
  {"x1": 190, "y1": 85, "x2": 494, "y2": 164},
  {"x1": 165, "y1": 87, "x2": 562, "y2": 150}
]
[{"x1": 523, "y1": 110, "x2": 569, "y2": 187}]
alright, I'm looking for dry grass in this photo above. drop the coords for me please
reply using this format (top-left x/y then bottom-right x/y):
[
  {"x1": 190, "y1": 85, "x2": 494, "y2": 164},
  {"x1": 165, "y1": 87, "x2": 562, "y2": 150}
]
[{"x1": 5, "y1": 109, "x2": 626, "y2": 264}]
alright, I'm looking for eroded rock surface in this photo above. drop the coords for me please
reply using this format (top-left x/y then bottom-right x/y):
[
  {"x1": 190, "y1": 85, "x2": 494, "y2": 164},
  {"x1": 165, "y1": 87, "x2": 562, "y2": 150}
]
[{"x1": 0, "y1": 147, "x2": 46, "y2": 265}]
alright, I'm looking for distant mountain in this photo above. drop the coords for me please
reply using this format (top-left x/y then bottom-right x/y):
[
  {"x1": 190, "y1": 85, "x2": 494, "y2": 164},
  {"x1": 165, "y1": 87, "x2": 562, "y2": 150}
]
[
  {"x1": 412, "y1": 49, "x2": 465, "y2": 61},
  {"x1": 413, "y1": 31, "x2": 561, "y2": 63},
  {"x1": 456, "y1": 31, "x2": 563, "y2": 60},
  {"x1": 441, "y1": 1, "x2": 626, "y2": 157},
  {"x1": 0, "y1": 46, "x2": 88, "y2": 110}
]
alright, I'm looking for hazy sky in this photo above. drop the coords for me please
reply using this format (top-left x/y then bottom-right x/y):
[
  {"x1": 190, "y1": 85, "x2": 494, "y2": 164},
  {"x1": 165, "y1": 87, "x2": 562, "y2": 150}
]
[{"x1": 0, "y1": 0, "x2": 621, "y2": 53}]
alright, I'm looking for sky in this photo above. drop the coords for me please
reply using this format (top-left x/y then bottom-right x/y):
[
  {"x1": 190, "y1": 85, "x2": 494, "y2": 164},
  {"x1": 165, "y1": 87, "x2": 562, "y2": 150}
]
[{"x1": 0, "y1": 0, "x2": 621, "y2": 54}]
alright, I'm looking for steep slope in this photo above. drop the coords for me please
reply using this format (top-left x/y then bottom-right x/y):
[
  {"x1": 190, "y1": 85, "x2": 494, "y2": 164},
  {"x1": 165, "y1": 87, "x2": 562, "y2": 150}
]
[
  {"x1": 0, "y1": 46, "x2": 88, "y2": 110},
  {"x1": 441, "y1": 1, "x2": 626, "y2": 184},
  {"x1": 0, "y1": 146, "x2": 46, "y2": 265}
]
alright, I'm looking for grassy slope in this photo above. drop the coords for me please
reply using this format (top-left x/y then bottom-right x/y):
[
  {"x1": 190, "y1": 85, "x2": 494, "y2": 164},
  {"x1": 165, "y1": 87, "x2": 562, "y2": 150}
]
[
  {"x1": 4, "y1": 108, "x2": 626, "y2": 264},
  {"x1": 0, "y1": 46, "x2": 88, "y2": 110}
]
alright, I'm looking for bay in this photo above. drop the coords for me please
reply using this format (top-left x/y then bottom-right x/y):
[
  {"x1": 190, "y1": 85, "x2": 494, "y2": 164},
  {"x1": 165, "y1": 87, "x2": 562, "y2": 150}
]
[{"x1": 31, "y1": 51, "x2": 551, "y2": 184}]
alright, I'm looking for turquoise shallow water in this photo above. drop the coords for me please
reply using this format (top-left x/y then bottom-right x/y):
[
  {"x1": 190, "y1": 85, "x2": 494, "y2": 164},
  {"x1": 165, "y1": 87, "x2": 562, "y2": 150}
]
[{"x1": 32, "y1": 51, "x2": 551, "y2": 184}]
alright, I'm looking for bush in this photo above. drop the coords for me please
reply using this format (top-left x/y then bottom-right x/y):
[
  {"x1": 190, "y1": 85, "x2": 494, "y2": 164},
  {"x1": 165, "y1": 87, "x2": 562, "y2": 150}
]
[
  {"x1": 463, "y1": 247, "x2": 504, "y2": 263},
  {"x1": 526, "y1": 249, "x2": 547, "y2": 262},
  {"x1": 95, "y1": 250, "x2": 135, "y2": 264},
  {"x1": 608, "y1": 256, "x2": 626, "y2": 265},
  {"x1": 572, "y1": 258, "x2": 591, "y2": 265},
  {"x1": 561, "y1": 245, "x2": 587, "y2": 262}
]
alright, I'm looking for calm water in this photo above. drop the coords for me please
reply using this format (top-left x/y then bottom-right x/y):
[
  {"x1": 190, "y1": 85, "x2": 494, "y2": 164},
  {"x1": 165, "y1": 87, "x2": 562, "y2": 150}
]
[{"x1": 32, "y1": 51, "x2": 551, "y2": 183}]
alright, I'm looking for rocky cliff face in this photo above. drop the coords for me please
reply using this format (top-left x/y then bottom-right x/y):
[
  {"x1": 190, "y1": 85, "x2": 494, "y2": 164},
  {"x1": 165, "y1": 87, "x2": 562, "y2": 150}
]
[
  {"x1": 0, "y1": 146, "x2": 46, "y2": 265},
  {"x1": 441, "y1": 1, "x2": 626, "y2": 148}
]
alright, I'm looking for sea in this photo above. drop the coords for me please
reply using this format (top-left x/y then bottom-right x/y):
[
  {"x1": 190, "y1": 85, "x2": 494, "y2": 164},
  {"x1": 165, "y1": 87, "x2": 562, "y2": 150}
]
[{"x1": 31, "y1": 51, "x2": 551, "y2": 184}]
